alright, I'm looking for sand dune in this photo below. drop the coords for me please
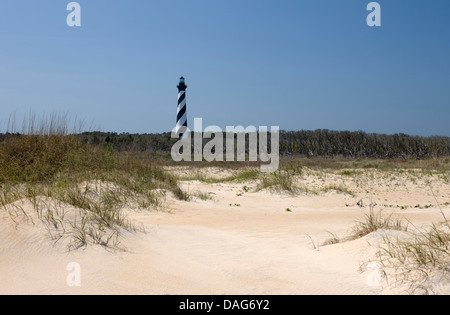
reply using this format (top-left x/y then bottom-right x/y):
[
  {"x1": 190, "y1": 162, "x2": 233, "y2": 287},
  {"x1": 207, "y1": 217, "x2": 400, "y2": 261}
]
[{"x1": 1, "y1": 169, "x2": 449, "y2": 295}]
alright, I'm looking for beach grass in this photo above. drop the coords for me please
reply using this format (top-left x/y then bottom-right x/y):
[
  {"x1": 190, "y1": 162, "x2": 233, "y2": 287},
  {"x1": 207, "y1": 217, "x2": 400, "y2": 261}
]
[{"x1": 0, "y1": 116, "x2": 187, "y2": 248}]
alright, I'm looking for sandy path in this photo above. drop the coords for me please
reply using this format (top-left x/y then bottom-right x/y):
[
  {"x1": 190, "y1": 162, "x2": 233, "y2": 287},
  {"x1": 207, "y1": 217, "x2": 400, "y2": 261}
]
[{"x1": 1, "y1": 180, "x2": 449, "y2": 295}]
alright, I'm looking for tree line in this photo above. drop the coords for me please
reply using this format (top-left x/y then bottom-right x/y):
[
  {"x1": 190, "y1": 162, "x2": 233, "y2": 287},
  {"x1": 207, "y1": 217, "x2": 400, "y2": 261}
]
[{"x1": 69, "y1": 130, "x2": 450, "y2": 159}]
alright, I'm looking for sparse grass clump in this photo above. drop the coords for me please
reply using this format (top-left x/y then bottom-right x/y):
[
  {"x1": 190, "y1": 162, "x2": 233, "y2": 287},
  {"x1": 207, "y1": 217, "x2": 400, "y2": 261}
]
[
  {"x1": 187, "y1": 190, "x2": 212, "y2": 201},
  {"x1": 351, "y1": 208, "x2": 408, "y2": 240},
  {"x1": 380, "y1": 224, "x2": 450, "y2": 269},
  {"x1": 257, "y1": 171, "x2": 296, "y2": 193},
  {"x1": 376, "y1": 222, "x2": 450, "y2": 294},
  {"x1": 338, "y1": 169, "x2": 362, "y2": 177},
  {"x1": 321, "y1": 206, "x2": 408, "y2": 247},
  {"x1": 332, "y1": 201, "x2": 450, "y2": 293},
  {"x1": 321, "y1": 185, "x2": 355, "y2": 197}
]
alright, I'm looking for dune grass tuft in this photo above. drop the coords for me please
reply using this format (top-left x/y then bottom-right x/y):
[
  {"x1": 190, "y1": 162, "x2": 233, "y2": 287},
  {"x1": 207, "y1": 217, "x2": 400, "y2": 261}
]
[{"x1": 257, "y1": 171, "x2": 296, "y2": 193}]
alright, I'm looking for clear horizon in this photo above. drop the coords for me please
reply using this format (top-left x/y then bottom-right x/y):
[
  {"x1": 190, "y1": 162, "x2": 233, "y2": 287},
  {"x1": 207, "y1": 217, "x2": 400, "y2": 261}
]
[{"x1": 1, "y1": 1, "x2": 449, "y2": 137}]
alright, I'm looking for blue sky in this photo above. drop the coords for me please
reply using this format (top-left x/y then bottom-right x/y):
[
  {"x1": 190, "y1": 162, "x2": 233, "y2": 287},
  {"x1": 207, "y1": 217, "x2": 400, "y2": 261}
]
[{"x1": 0, "y1": 0, "x2": 449, "y2": 136}]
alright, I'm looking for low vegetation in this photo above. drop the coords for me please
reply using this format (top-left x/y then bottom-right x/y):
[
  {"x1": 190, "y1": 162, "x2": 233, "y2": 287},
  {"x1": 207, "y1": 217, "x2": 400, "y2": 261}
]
[
  {"x1": 0, "y1": 118, "x2": 187, "y2": 249},
  {"x1": 322, "y1": 202, "x2": 450, "y2": 294},
  {"x1": 257, "y1": 171, "x2": 296, "y2": 193},
  {"x1": 351, "y1": 206, "x2": 408, "y2": 240},
  {"x1": 74, "y1": 130, "x2": 450, "y2": 159}
]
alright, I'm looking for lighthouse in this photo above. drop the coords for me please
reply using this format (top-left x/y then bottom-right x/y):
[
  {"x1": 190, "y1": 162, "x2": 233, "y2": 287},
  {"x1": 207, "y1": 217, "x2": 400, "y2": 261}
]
[{"x1": 176, "y1": 77, "x2": 188, "y2": 138}]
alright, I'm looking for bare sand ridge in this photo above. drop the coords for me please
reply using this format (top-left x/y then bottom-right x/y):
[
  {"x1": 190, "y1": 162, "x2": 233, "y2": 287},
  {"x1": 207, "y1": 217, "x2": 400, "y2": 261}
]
[{"x1": 1, "y1": 167, "x2": 449, "y2": 295}]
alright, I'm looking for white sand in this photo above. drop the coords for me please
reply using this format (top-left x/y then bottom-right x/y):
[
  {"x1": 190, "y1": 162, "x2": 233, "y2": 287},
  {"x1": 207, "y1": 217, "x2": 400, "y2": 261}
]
[{"x1": 1, "y1": 168, "x2": 449, "y2": 295}]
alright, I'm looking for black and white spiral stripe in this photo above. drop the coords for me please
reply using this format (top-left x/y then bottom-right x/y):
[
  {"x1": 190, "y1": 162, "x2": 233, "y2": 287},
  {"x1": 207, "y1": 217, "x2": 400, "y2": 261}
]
[{"x1": 176, "y1": 88, "x2": 187, "y2": 138}]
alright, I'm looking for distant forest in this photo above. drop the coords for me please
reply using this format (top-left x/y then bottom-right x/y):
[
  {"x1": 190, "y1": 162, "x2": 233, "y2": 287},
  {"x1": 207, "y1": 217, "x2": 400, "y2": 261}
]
[{"x1": 70, "y1": 130, "x2": 450, "y2": 159}]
